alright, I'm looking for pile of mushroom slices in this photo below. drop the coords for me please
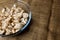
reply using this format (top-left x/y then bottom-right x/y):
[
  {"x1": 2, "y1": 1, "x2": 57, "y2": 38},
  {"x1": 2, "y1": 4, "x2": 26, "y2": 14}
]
[{"x1": 0, "y1": 4, "x2": 28, "y2": 35}]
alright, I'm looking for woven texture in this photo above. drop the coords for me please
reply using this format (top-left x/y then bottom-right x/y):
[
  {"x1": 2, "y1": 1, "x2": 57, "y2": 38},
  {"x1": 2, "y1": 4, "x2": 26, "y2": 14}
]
[{"x1": 0, "y1": 0, "x2": 60, "y2": 40}]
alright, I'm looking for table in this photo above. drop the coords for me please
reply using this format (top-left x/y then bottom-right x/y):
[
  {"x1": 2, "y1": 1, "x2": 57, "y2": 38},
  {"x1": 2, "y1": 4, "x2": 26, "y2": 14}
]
[{"x1": 0, "y1": 0, "x2": 60, "y2": 40}]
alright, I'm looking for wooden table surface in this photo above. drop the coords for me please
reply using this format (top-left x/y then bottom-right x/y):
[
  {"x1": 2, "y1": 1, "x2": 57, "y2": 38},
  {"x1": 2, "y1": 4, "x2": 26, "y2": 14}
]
[{"x1": 0, "y1": 0, "x2": 60, "y2": 40}]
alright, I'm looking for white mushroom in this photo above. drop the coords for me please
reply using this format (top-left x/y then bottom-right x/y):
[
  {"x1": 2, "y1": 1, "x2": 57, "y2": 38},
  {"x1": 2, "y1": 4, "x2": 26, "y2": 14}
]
[
  {"x1": 3, "y1": 16, "x2": 6, "y2": 18},
  {"x1": 13, "y1": 10, "x2": 24, "y2": 19},
  {"x1": 5, "y1": 29, "x2": 11, "y2": 35},
  {"x1": 11, "y1": 4, "x2": 16, "y2": 10},
  {"x1": 6, "y1": 7, "x2": 10, "y2": 13},
  {"x1": 11, "y1": 23, "x2": 14, "y2": 26},
  {"x1": 8, "y1": 25, "x2": 12, "y2": 28},
  {"x1": 2, "y1": 8, "x2": 5, "y2": 13},
  {"x1": 2, "y1": 22, "x2": 7, "y2": 29},
  {"x1": 14, "y1": 23, "x2": 22, "y2": 29},
  {"x1": 5, "y1": 12, "x2": 9, "y2": 16},
  {"x1": 23, "y1": 13, "x2": 28, "y2": 18},
  {"x1": 14, "y1": 7, "x2": 22, "y2": 13},
  {"x1": 12, "y1": 29, "x2": 15, "y2": 33},
  {"x1": 15, "y1": 29, "x2": 20, "y2": 32},
  {"x1": 12, "y1": 28, "x2": 16, "y2": 33},
  {"x1": 13, "y1": 20, "x2": 19, "y2": 23},
  {"x1": 2, "y1": 16, "x2": 12, "y2": 29},
  {"x1": 0, "y1": 30, "x2": 5, "y2": 34},
  {"x1": 25, "y1": 18, "x2": 28, "y2": 22},
  {"x1": 19, "y1": 10, "x2": 24, "y2": 18},
  {"x1": 6, "y1": 15, "x2": 12, "y2": 21},
  {"x1": 13, "y1": 4, "x2": 16, "y2": 8},
  {"x1": 10, "y1": 9, "x2": 14, "y2": 15},
  {"x1": 14, "y1": 8, "x2": 19, "y2": 13},
  {"x1": 21, "y1": 18, "x2": 27, "y2": 25}
]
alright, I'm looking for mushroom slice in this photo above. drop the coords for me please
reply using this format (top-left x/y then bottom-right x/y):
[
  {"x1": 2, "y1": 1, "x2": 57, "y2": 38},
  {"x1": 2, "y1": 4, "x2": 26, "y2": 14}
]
[
  {"x1": 2, "y1": 8, "x2": 5, "y2": 13},
  {"x1": 14, "y1": 23, "x2": 22, "y2": 29},
  {"x1": 0, "y1": 30, "x2": 5, "y2": 34},
  {"x1": 5, "y1": 29, "x2": 12, "y2": 35},
  {"x1": 15, "y1": 29, "x2": 20, "y2": 32},
  {"x1": 23, "y1": 13, "x2": 28, "y2": 18},
  {"x1": 21, "y1": 18, "x2": 27, "y2": 25}
]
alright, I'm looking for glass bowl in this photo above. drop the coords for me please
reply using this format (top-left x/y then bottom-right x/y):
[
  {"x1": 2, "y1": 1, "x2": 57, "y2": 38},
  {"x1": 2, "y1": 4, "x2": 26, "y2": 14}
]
[{"x1": 0, "y1": 0, "x2": 31, "y2": 37}]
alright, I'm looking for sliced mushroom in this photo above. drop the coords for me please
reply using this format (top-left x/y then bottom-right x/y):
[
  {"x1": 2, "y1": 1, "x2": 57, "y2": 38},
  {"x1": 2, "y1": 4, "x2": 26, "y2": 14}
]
[
  {"x1": 21, "y1": 18, "x2": 27, "y2": 25},
  {"x1": 12, "y1": 28, "x2": 16, "y2": 33},
  {"x1": 2, "y1": 8, "x2": 5, "y2": 13},
  {"x1": 14, "y1": 23, "x2": 22, "y2": 29},
  {"x1": 5, "y1": 29, "x2": 12, "y2": 35},
  {"x1": 0, "y1": 30, "x2": 5, "y2": 34},
  {"x1": 23, "y1": 13, "x2": 28, "y2": 18}
]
